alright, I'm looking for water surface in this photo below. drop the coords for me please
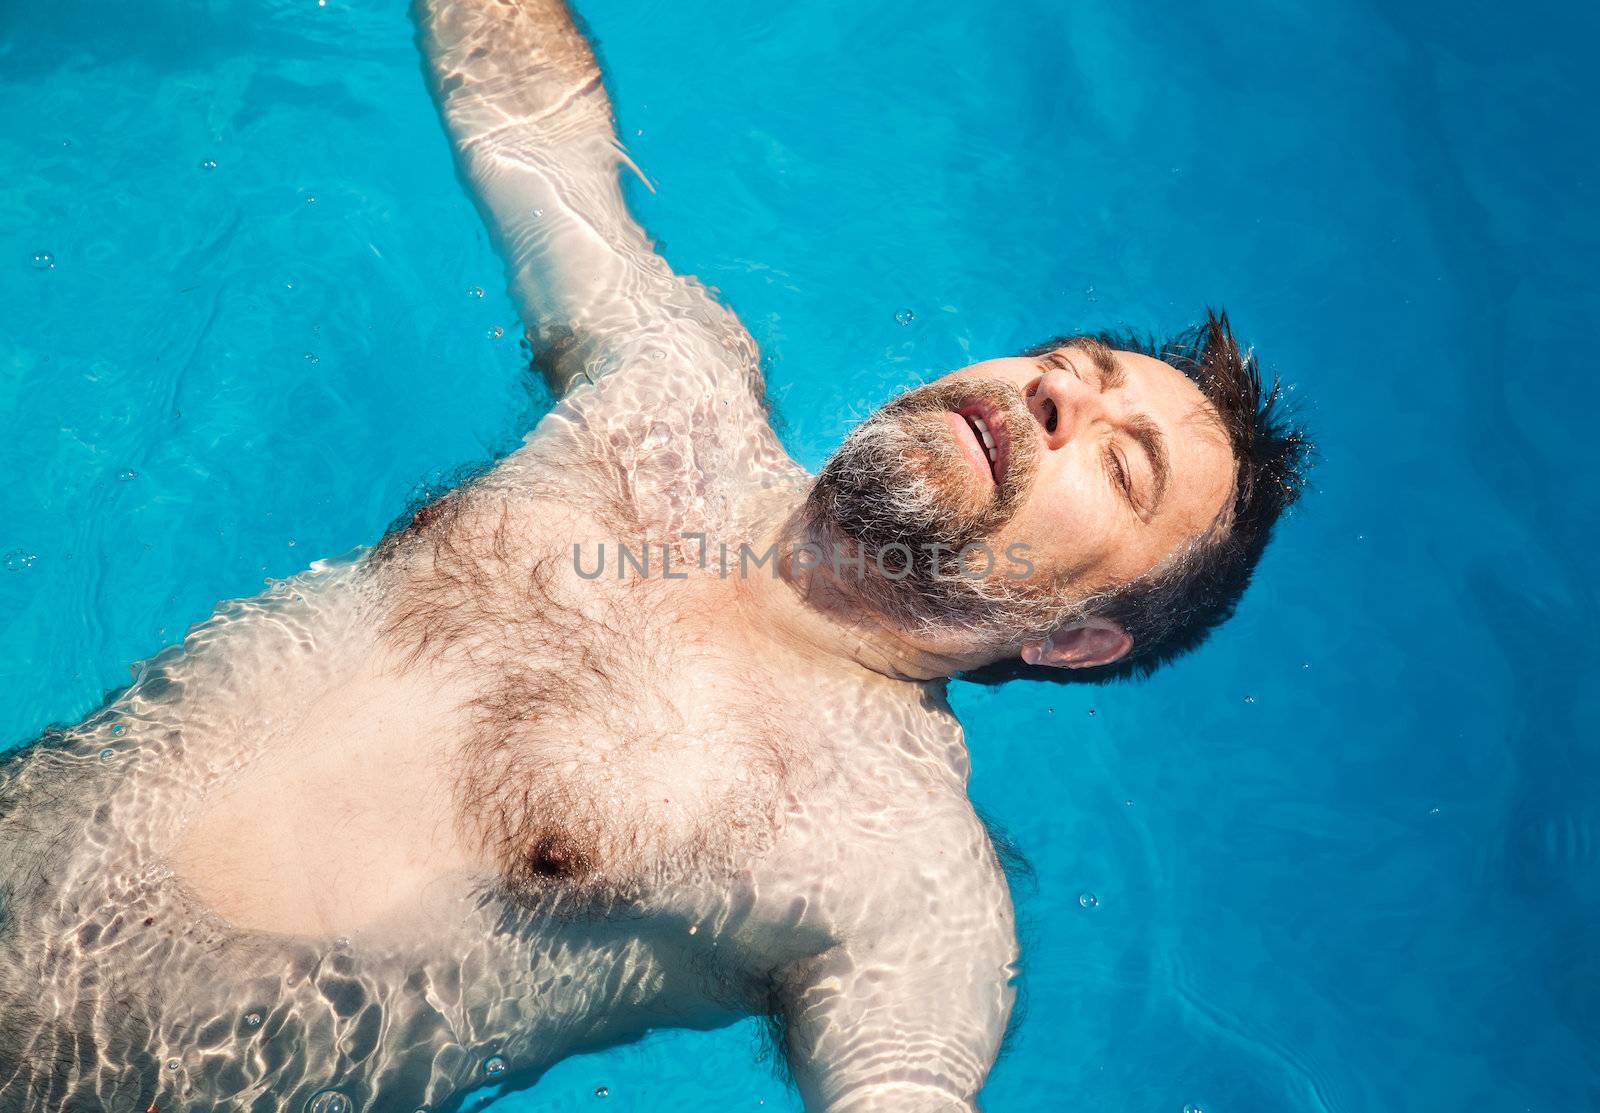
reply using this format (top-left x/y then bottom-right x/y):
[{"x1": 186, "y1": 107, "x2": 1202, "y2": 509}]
[{"x1": 3, "y1": 0, "x2": 1597, "y2": 1108}]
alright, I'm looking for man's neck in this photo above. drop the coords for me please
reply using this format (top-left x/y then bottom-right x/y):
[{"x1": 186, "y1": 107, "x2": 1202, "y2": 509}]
[{"x1": 730, "y1": 499, "x2": 973, "y2": 684}]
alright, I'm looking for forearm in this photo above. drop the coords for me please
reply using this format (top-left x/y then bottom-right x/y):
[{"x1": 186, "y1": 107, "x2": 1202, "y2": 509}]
[{"x1": 415, "y1": 0, "x2": 686, "y2": 383}]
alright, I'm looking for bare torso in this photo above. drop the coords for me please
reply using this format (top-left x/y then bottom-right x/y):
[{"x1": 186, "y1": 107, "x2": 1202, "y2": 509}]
[
  {"x1": 0, "y1": 380, "x2": 1014, "y2": 1112},
  {"x1": 0, "y1": 3, "x2": 1017, "y2": 1108}
]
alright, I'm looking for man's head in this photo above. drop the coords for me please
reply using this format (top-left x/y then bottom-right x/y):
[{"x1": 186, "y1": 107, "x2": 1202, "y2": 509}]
[{"x1": 804, "y1": 310, "x2": 1311, "y2": 681}]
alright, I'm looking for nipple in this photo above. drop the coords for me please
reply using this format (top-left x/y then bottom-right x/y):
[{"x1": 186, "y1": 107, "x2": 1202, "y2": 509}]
[
  {"x1": 504, "y1": 828, "x2": 596, "y2": 897},
  {"x1": 528, "y1": 834, "x2": 581, "y2": 879}
]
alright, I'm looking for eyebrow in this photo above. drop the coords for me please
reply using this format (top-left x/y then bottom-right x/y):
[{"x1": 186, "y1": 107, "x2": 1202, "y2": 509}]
[{"x1": 1073, "y1": 338, "x2": 1126, "y2": 390}]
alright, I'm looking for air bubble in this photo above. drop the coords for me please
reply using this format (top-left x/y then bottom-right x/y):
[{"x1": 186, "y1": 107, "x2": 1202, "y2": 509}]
[
  {"x1": 1243, "y1": 695, "x2": 1256, "y2": 705},
  {"x1": 99, "y1": 749, "x2": 115, "y2": 763},
  {"x1": 306, "y1": 1091, "x2": 351, "y2": 1113},
  {"x1": 893, "y1": 308, "x2": 914, "y2": 326},
  {"x1": 244, "y1": 1011, "x2": 263, "y2": 1028},
  {"x1": 117, "y1": 468, "x2": 137, "y2": 482},
  {"x1": 304, "y1": 352, "x2": 320, "y2": 364},
  {"x1": 469, "y1": 286, "x2": 485, "y2": 298},
  {"x1": 31, "y1": 251, "x2": 55, "y2": 270},
  {"x1": 3, "y1": 550, "x2": 36, "y2": 571},
  {"x1": 201, "y1": 159, "x2": 217, "y2": 171},
  {"x1": 166, "y1": 1058, "x2": 180, "y2": 1071},
  {"x1": 287, "y1": 538, "x2": 297, "y2": 548},
  {"x1": 111, "y1": 724, "x2": 125, "y2": 735},
  {"x1": 1184, "y1": 1105, "x2": 1205, "y2": 1113},
  {"x1": 1077, "y1": 892, "x2": 1099, "y2": 909},
  {"x1": 483, "y1": 1054, "x2": 508, "y2": 1078},
  {"x1": 305, "y1": 195, "x2": 318, "y2": 205},
  {"x1": 595, "y1": 1086, "x2": 610, "y2": 1098},
  {"x1": 488, "y1": 326, "x2": 504, "y2": 339}
]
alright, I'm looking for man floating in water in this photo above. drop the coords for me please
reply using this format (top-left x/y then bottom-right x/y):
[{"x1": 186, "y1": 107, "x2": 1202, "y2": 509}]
[{"x1": 0, "y1": 0, "x2": 1311, "y2": 1109}]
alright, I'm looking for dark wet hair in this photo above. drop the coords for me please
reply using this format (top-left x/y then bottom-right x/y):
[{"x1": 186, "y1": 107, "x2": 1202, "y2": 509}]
[{"x1": 962, "y1": 309, "x2": 1313, "y2": 686}]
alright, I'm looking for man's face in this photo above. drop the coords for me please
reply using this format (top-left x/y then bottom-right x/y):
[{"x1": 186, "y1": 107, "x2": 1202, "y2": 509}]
[{"x1": 809, "y1": 339, "x2": 1236, "y2": 653}]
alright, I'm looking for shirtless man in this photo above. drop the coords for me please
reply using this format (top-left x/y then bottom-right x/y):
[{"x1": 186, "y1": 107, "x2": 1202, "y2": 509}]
[{"x1": 0, "y1": 2, "x2": 1312, "y2": 1110}]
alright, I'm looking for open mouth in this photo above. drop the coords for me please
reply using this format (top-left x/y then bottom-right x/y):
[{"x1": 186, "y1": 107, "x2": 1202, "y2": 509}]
[{"x1": 946, "y1": 397, "x2": 1011, "y2": 488}]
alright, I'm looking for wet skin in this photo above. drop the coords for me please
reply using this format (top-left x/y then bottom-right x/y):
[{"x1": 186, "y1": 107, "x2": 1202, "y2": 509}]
[
  {"x1": 0, "y1": 390, "x2": 1018, "y2": 1113},
  {"x1": 933, "y1": 344, "x2": 1233, "y2": 607},
  {"x1": 0, "y1": 3, "x2": 1013, "y2": 1109},
  {"x1": 0, "y1": 1, "x2": 1235, "y2": 1111}
]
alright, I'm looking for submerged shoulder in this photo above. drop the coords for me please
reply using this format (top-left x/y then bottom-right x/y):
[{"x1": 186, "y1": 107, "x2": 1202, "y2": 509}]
[
  {"x1": 839, "y1": 693, "x2": 1015, "y2": 932},
  {"x1": 780, "y1": 787, "x2": 1018, "y2": 995},
  {"x1": 807, "y1": 713, "x2": 1012, "y2": 918},
  {"x1": 501, "y1": 318, "x2": 802, "y2": 527},
  {"x1": 833, "y1": 677, "x2": 978, "y2": 796}
]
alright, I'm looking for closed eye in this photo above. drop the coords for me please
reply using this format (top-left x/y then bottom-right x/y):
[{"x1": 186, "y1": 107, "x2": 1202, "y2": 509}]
[{"x1": 1104, "y1": 445, "x2": 1136, "y2": 510}]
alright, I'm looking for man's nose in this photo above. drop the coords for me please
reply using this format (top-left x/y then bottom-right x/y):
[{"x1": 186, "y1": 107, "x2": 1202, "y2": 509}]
[{"x1": 1027, "y1": 368, "x2": 1105, "y2": 450}]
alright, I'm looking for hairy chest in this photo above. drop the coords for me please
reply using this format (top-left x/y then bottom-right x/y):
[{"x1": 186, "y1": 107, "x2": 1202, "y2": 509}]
[
  {"x1": 453, "y1": 644, "x2": 810, "y2": 907},
  {"x1": 376, "y1": 500, "x2": 821, "y2": 907}
]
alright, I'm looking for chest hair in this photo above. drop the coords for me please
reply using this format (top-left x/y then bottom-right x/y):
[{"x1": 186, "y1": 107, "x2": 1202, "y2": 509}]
[{"x1": 373, "y1": 486, "x2": 811, "y2": 910}]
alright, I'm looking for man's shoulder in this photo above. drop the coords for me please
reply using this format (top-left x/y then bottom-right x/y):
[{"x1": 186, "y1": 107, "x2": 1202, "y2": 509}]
[
  {"x1": 487, "y1": 366, "x2": 801, "y2": 540},
  {"x1": 832, "y1": 690, "x2": 1017, "y2": 934},
  {"x1": 797, "y1": 788, "x2": 1019, "y2": 985},
  {"x1": 834, "y1": 676, "x2": 977, "y2": 796},
  {"x1": 807, "y1": 736, "x2": 1016, "y2": 929}
]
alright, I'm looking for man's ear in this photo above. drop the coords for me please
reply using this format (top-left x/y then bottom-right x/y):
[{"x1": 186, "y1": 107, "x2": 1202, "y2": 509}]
[{"x1": 1019, "y1": 618, "x2": 1133, "y2": 670}]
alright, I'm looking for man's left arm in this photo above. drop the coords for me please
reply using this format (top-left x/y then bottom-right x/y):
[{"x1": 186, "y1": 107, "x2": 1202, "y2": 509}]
[
  {"x1": 774, "y1": 853, "x2": 1019, "y2": 1111},
  {"x1": 416, "y1": 0, "x2": 794, "y2": 499}
]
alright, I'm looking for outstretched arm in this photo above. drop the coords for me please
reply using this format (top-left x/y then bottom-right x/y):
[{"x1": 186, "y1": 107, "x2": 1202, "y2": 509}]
[{"x1": 415, "y1": 0, "x2": 762, "y2": 403}]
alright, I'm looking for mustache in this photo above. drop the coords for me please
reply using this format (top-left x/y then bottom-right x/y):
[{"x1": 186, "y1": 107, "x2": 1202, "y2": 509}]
[
  {"x1": 870, "y1": 378, "x2": 1038, "y2": 518},
  {"x1": 804, "y1": 378, "x2": 1067, "y2": 640}
]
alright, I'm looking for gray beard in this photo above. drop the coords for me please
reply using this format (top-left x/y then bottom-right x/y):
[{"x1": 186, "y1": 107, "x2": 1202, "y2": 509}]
[{"x1": 805, "y1": 378, "x2": 1088, "y2": 647}]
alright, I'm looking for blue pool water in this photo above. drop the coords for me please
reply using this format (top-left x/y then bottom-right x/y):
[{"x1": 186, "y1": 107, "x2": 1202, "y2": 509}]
[{"x1": 3, "y1": 0, "x2": 1597, "y2": 1109}]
